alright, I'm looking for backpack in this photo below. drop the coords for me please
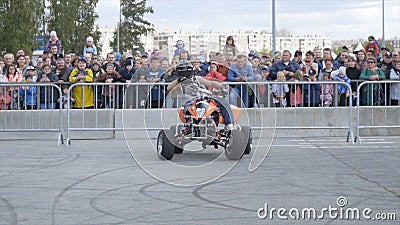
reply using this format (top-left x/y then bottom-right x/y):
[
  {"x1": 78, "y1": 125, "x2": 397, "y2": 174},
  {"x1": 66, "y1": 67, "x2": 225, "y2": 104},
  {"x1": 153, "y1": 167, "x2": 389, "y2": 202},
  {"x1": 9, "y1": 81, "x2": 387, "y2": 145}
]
[{"x1": 374, "y1": 40, "x2": 381, "y2": 51}]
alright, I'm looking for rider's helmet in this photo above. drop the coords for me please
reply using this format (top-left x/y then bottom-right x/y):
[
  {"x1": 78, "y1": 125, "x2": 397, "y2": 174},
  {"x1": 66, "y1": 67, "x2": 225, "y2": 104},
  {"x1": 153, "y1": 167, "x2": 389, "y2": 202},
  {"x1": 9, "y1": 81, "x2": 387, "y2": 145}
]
[{"x1": 176, "y1": 60, "x2": 194, "y2": 79}]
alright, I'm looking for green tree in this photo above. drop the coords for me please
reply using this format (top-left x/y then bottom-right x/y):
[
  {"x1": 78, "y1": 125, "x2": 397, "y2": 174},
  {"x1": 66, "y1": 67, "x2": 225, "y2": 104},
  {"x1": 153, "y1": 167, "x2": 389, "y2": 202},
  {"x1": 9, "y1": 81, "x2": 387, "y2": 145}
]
[
  {"x1": 47, "y1": 0, "x2": 100, "y2": 55},
  {"x1": 110, "y1": 0, "x2": 154, "y2": 54},
  {"x1": 0, "y1": 0, "x2": 44, "y2": 55}
]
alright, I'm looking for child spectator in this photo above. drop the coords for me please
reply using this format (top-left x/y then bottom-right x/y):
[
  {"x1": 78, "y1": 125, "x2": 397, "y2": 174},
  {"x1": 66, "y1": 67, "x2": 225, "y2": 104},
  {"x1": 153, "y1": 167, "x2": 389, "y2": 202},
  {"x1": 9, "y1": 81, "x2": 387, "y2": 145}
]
[
  {"x1": 333, "y1": 67, "x2": 351, "y2": 106},
  {"x1": 149, "y1": 46, "x2": 162, "y2": 61},
  {"x1": 364, "y1": 36, "x2": 380, "y2": 58},
  {"x1": 130, "y1": 68, "x2": 149, "y2": 108},
  {"x1": 20, "y1": 74, "x2": 37, "y2": 110},
  {"x1": 257, "y1": 66, "x2": 272, "y2": 107},
  {"x1": 271, "y1": 71, "x2": 289, "y2": 107},
  {"x1": 223, "y1": 36, "x2": 240, "y2": 59},
  {"x1": 60, "y1": 87, "x2": 74, "y2": 109},
  {"x1": 9, "y1": 90, "x2": 21, "y2": 110},
  {"x1": 290, "y1": 70, "x2": 303, "y2": 107},
  {"x1": 38, "y1": 64, "x2": 59, "y2": 109},
  {"x1": 174, "y1": 40, "x2": 186, "y2": 56},
  {"x1": 45, "y1": 31, "x2": 62, "y2": 55},
  {"x1": 0, "y1": 72, "x2": 11, "y2": 109},
  {"x1": 192, "y1": 57, "x2": 207, "y2": 77},
  {"x1": 320, "y1": 73, "x2": 334, "y2": 107},
  {"x1": 83, "y1": 36, "x2": 98, "y2": 56},
  {"x1": 92, "y1": 61, "x2": 103, "y2": 108},
  {"x1": 303, "y1": 69, "x2": 321, "y2": 107},
  {"x1": 248, "y1": 48, "x2": 258, "y2": 60},
  {"x1": 98, "y1": 63, "x2": 122, "y2": 108},
  {"x1": 137, "y1": 69, "x2": 148, "y2": 108},
  {"x1": 205, "y1": 61, "x2": 226, "y2": 82}
]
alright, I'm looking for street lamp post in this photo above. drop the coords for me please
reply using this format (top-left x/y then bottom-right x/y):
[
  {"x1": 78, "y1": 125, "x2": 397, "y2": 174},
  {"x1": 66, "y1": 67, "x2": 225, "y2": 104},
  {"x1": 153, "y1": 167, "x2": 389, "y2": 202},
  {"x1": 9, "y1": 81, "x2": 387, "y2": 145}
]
[
  {"x1": 117, "y1": 0, "x2": 122, "y2": 53},
  {"x1": 272, "y1": 0, "x2": 276, "y2": 54},
  {"x1": 381, "y1": 0, "x2": 385, "y2": 50}
]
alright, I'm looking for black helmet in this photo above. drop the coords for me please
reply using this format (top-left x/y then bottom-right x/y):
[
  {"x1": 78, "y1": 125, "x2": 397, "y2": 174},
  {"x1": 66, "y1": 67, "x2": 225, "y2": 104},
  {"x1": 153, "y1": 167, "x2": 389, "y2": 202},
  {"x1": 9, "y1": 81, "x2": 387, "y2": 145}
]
[{"x1": 176, "y1": 60, "x2": 193, "y2": 78}]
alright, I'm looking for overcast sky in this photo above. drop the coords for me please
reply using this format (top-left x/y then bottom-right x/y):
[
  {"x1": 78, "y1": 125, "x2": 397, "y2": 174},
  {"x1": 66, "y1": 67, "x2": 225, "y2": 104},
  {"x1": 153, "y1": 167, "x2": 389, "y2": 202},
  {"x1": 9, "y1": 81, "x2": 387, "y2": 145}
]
[{"x1": 96, "y1": 0, "x2": 400, "y2": 40}]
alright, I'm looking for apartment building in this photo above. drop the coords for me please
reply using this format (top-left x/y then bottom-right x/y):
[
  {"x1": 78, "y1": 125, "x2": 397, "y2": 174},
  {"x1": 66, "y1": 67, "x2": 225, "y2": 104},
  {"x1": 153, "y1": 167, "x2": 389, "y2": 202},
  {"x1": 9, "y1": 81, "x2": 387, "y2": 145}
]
[
  {"x1": 152, "y1": 31, "x2": 332, "y2": 60},
  {"x1": 98, "y1": 29, "x2": 332, "y2": 60}
]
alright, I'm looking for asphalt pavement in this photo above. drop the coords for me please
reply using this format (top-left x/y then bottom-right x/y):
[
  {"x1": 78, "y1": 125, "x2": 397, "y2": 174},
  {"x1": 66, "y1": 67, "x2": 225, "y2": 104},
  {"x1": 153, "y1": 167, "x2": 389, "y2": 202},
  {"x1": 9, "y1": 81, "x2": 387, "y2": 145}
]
[{"x1": 0, "y1": 135, "x2": 399, "y2": 225}]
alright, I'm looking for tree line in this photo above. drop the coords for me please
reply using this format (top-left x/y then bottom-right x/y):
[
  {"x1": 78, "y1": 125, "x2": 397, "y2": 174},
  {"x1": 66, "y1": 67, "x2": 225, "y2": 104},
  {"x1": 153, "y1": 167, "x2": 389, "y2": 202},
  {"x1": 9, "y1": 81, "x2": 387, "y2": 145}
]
[{"x1": 0, "y1": 0, "x2": 154, "y2": 56}]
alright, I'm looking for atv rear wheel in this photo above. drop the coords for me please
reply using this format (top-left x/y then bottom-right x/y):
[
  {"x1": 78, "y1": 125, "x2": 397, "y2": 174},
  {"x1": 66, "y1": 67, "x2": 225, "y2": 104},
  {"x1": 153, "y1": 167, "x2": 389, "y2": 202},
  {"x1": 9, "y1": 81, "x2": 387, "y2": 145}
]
[
  {"x1": 241, "y1": 126, "x2": 252, "y2": 155},
  {"x1": 224, "y1": 130, "x2": 246, "y2": 160},
  {"x1": 157, "y1": 130, "x2": 175, "y2": 160}
]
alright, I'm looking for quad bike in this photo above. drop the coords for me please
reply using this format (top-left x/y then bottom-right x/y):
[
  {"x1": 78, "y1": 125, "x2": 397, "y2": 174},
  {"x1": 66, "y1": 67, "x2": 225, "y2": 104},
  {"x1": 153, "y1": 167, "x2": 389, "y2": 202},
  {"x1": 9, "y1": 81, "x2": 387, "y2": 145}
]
[{"x1": 157, "y1": 84, "x2": 252, "y2": 160}]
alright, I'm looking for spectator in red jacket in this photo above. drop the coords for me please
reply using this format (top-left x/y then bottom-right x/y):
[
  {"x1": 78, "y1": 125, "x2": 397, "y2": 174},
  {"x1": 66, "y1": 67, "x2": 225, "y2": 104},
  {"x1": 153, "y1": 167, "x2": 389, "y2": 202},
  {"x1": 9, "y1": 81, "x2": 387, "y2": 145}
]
[
  {"x1": 205, "y1": 61, "x2": 226, "y2": 82},
  {"x1": 365, "y1": 35, "x2": 380, "y2": 57}
]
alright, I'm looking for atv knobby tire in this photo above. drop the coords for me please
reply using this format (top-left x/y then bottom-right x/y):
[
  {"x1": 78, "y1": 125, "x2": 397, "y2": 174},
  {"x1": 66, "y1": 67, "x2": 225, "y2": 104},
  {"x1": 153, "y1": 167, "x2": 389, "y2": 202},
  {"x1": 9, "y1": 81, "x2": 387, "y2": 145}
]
[
  {"x1": 224, "y1": 130, "x2": 246, "y2": 160},
  {"x1": 157, "y1": 130, "x2": 175, "y2": 160},
  {"x1": 241, "y1": 126, "x2": 252, "y2": 155}
]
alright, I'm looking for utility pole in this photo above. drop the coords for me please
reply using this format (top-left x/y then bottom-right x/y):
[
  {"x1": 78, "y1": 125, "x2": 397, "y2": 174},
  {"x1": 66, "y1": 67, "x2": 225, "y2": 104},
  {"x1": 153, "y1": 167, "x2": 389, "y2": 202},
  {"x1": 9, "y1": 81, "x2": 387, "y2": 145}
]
[
  {"x1": 272, "y1": 0, "x2": 276, "y2": 54},
  {"x1": 117, "y1": 0, "x2": 121, "y2": 53},
  {"x1": 381, "y1": 0, "x2": 385, "y2": 49}
]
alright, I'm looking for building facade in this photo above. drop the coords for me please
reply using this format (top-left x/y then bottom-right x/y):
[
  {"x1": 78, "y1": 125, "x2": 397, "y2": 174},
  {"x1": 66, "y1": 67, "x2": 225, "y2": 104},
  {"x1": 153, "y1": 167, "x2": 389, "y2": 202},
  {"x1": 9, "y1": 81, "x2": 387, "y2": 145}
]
[{"x1": 98, "y1": 29, "x2": 333, "y2": 60}]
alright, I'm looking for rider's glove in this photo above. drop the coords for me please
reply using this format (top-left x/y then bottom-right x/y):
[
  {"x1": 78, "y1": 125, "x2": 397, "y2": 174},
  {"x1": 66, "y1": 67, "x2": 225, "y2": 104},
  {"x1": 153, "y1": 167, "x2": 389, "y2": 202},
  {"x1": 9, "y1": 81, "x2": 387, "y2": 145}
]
[{"x1": 177, "y1": 77, "x2": 186, "y2": 83}]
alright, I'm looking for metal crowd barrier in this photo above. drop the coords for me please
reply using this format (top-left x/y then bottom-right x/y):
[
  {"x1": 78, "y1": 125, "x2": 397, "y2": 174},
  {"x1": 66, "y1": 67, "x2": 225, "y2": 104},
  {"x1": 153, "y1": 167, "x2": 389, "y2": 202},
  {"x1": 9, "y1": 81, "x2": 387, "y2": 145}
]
[
  {"x1": 355, "y1": 80, "x2": 400, "y2": 143},
  {"x1": 65, "y1": 81, "x2": 354, "y2": 145},
  {"x1": 0, "y1": 83, "x2": 63, "y2": 146},
  {"x1": 5, "y1": 80, "x2": 399, "y2": 146},
  {"x1": 65, "y1": 82, "x2": 168, "y2": 146},
  {"x1": 229, "y1": 81, "x2": 354, "y2": 143}
]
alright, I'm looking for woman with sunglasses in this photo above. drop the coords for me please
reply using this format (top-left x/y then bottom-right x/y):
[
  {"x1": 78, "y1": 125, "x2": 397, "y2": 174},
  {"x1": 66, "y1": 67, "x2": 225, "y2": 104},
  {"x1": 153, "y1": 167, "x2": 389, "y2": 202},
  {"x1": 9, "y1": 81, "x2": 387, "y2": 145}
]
[{"x1": 359, "y1": 57, "x2": 386, "y2": 106}]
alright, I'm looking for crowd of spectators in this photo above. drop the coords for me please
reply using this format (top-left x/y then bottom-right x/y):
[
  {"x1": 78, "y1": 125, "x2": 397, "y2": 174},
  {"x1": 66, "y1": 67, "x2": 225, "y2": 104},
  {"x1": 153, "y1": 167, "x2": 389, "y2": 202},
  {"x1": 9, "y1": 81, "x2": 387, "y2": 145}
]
[{"x1": 1, "y1": 33, "x2": 400, "y2": 110}]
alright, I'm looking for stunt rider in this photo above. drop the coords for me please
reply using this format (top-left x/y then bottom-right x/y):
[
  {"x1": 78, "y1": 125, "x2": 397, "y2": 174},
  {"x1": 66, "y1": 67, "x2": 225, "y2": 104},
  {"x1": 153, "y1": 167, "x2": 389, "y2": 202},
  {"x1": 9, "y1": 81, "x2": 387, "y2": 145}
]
[{"x1": 167, "y1": 61, "x2": 235, "y2": 131}]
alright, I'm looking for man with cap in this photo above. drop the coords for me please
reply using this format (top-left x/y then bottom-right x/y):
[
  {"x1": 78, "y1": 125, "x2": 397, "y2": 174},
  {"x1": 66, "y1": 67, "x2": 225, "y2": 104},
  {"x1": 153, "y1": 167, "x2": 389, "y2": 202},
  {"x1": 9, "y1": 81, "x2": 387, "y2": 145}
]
[
  {"x1": 293, "y1": 50, "x2": 303, "y2": 64},
  {"x1": 20, "y1": 66, "x2": 38, "y2": 109},
  {"x1": 378, "y1": 52, "x2": 394, "y2": 105},
  {"x1": 379, "y1": 52, "x2": 393, "y2": 78},
  {"x1": 119, "y1": 57, "x2": 135, "y2": 83},
  {"x1": 24, "y1": 66, "x2": 37, "y2": 82},
  {"x1": 365, "y1": 35, "x2": 380, "y2": 57},
  {"x1": 381, "y1": 46, "x2": 389, "y2": 57}
]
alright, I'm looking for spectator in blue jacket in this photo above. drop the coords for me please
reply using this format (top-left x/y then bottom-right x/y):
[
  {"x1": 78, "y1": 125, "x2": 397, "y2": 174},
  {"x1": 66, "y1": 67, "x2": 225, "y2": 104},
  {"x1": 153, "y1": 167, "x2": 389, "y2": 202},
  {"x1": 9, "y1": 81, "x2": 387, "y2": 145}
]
[
  {"x1": 83, "y1": 36, "x2": 98, "y2": 56},
  {"x1": 228, "y1": 54, "x2": 255, "y2": 107},
  {"x1": 270, "y1": 50, "x2": 300, "y2": 80},
  {"x1": 270, "y1": 50, "x2": 300, "y2": 106},
  {"x1": 333, "y1": 67, "x2": 351, "y2": 106},
  {"x1": 20, "y1": 73, "x2": 37, "y2": 110},
  {"x1": 146, "y1": 56, "x2": 164, "y2": 108},
  {"x1": 303, "y1": 69, "x2": 321, "y2": 107}
]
